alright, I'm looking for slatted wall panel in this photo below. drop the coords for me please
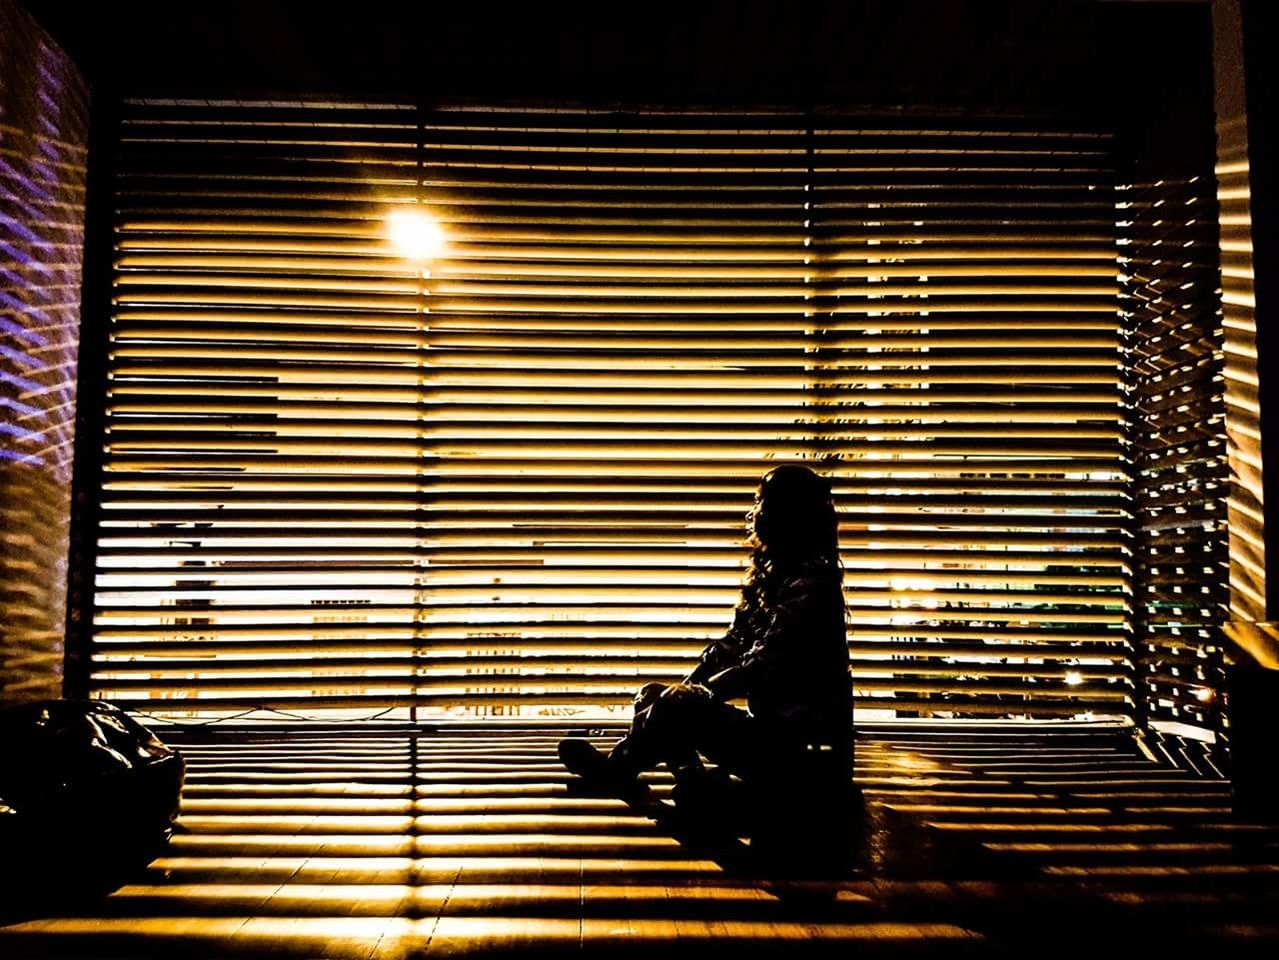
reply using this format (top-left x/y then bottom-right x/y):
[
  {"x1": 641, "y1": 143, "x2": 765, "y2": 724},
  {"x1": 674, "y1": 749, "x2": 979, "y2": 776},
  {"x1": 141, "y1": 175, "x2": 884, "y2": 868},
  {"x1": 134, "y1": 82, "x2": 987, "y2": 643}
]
[
  {"x1": 1216, "y1": 117, "x2": 1266, "y2": 632},
  {"x1": 0, "y1": 0, "x2": 89, "y2": 701},
  {"x1": 1125, "y1": 168, "x2": 1229, "y2": 735},
  {"x1": 90, "y1": 101, "x2": 1130, "y2": 721}
]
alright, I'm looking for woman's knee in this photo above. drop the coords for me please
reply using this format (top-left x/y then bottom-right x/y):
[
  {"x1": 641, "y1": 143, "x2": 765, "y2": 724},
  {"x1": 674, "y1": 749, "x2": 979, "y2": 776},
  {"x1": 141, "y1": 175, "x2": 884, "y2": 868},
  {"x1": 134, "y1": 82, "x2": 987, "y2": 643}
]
[{"x1": 658, "y1": 682, "x2": 706, "y2": 704}]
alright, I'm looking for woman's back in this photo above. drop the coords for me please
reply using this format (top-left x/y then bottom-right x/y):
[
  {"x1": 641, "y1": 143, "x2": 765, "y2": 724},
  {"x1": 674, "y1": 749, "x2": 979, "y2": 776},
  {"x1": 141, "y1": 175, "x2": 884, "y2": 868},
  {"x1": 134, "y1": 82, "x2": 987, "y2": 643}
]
[{"x1": 739, "y1": 559, "x2": 851, "y2": 753}]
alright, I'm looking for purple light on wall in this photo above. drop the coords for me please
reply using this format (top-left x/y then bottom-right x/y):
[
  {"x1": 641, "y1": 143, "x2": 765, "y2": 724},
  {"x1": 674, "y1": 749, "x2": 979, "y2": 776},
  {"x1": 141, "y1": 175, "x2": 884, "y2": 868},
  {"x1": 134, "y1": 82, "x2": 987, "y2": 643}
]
[{"x1": 0, "y1": 0, "x2": 89, "y2": 702}]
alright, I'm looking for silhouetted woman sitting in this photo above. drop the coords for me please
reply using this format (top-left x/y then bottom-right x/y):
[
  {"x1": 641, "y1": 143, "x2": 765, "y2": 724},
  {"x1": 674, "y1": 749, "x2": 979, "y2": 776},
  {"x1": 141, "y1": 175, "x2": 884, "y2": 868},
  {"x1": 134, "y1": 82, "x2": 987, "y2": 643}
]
[{"x1": 558, "y1": 465, "x2": 853, "y2": 860}]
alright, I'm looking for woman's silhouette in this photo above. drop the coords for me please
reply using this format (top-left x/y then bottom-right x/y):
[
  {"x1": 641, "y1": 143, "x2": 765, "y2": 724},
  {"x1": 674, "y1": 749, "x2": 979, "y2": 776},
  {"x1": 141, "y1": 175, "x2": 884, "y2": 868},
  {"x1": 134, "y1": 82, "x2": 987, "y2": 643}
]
[{"x1": 558, "y1": 465, "x2": 852, "y2": 825}]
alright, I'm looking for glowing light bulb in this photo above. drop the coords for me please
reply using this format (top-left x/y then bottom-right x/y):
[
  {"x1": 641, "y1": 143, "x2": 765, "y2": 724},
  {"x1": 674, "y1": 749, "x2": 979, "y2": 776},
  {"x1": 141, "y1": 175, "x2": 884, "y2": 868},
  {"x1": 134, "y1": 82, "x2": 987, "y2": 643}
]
[
  {"x1": 1064, "y1": 671, "x2": 1084, "y2": 687},
  {"x1": 388, "y1": 209, "x2": 446, "y2": 261}
]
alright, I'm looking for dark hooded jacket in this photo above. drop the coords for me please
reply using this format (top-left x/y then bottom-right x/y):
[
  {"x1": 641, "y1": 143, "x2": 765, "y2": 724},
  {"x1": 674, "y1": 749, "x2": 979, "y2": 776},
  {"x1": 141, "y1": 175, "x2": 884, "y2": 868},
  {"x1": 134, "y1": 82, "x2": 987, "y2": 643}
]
[{"x1": 688, "y1": 557, "x2": 850, "y2": 751}]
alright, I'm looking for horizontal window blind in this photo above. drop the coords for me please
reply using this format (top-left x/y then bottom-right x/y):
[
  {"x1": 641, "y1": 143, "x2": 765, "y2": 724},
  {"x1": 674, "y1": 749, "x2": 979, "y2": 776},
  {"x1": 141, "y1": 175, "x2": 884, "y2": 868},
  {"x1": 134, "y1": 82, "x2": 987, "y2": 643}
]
[
  {"x1": 91, "y1": 100, "x2": 1131, "y2": 722},
  {"x1": 1127, "y1": 165, "x2": 1228, "y2": 734}
]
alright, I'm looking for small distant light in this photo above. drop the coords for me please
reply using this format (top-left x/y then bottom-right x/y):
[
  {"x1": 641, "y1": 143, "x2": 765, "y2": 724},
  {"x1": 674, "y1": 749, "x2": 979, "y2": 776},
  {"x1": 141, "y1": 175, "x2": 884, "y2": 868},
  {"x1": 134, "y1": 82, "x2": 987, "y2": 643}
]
[
  {"x1": 388, "y1": 209, "x2": 446, "y2": 261},
  {"x1": 1194, "y1": 687, "x2": 1215, "y2": 703},
  {"x1": 1064, "y1": 671, "x2": 1084, "y2": 687}
]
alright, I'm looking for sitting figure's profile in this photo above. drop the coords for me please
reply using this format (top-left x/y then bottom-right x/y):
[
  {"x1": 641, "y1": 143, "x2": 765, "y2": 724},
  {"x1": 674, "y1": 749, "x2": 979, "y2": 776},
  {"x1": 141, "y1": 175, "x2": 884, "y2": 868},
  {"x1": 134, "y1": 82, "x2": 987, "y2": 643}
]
[{"x1": 558, "y1": 465, "x2": 853, "y2": 866}]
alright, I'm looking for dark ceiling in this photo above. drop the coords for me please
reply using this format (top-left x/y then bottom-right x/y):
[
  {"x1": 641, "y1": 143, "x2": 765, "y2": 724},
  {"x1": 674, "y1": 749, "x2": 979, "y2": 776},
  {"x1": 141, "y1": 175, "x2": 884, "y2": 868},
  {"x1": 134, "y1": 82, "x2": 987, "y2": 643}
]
[{"x1": 20, "y1": 0, "x2": 1212, "y2": 115}]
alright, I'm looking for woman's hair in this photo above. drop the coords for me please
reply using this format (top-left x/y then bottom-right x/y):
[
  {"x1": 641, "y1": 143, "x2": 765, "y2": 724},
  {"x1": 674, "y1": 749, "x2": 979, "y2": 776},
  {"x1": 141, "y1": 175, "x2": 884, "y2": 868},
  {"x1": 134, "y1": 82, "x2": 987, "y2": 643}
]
[{"x1": 745, "y1": 464, "x2": 841, "y2": 596}]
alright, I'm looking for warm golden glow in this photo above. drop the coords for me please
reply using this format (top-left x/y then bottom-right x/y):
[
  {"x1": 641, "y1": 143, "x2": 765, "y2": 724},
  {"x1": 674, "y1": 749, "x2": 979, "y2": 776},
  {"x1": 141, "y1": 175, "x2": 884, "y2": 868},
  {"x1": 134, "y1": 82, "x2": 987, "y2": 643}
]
[
  {"x1": 89, "y1": 101, "x2": 1133, "y2": 722},
  {"x1": 387, "y1": 207, "x2": 446, "y2": 261}
]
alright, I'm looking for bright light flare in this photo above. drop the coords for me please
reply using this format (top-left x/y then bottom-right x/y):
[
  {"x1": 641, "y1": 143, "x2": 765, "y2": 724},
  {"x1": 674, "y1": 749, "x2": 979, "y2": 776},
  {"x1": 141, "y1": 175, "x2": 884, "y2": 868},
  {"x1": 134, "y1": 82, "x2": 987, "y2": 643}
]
[{"x1": 388, "y1": 209, "x2": 446, "y2": 261}]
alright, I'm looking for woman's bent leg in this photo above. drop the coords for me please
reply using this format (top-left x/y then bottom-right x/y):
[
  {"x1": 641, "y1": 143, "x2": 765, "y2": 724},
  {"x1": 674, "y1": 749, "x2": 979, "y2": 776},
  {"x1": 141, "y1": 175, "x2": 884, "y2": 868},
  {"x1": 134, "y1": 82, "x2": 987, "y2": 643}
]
[
  {"x1": 561, "y1": 683, "x2": 760, "y2": 783},
  {"x1": 558, "y1": 681, "x2": 675, "y2": 782},
  {"x1": 612, "y1": 684, "x2": 756, "y2": 775}
]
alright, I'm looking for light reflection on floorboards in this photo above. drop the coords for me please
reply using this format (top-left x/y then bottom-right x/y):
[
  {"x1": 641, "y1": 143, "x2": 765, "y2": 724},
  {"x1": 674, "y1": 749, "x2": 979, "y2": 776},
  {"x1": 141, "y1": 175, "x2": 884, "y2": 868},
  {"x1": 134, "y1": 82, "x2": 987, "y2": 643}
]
[{"x1": 0, "y1": 727, "x2": 1277, "y2": 957}]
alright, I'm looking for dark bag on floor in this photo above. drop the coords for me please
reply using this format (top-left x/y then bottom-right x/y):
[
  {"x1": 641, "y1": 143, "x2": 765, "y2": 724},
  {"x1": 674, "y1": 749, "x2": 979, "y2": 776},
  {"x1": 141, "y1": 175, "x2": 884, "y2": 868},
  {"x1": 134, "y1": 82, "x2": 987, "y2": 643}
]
[{"x1": 0, "y1": 700, "x2": 184, "y2": 885}]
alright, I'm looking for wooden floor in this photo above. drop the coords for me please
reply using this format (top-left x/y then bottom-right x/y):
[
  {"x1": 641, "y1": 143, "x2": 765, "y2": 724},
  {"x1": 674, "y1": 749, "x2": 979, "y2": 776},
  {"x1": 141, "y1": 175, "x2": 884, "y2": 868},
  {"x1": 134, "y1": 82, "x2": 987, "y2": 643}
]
[{"x1": 1, "y1": 724, "x2": 1277, "y2": 958}]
